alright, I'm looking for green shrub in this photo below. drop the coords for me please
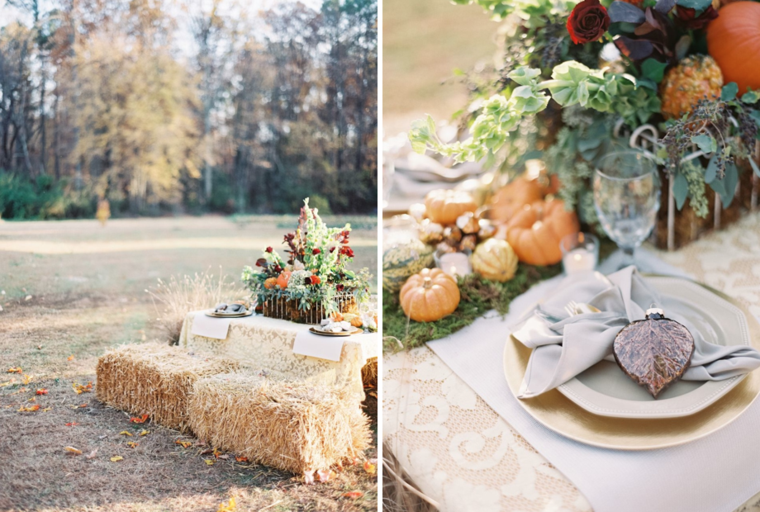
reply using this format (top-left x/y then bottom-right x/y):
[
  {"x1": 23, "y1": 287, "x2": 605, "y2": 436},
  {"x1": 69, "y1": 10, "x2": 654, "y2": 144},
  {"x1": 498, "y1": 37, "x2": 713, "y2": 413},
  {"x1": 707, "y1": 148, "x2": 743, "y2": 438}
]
[{"x1": 0, "y1": 171, "x2": 96, "y2": 220}]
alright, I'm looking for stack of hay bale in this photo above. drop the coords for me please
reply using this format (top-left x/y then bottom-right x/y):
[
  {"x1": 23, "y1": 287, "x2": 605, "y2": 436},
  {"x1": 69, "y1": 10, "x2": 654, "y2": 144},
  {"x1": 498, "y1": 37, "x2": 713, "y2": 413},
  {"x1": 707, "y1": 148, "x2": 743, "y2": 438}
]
[
  {"x1": 189, "y1": 373, "x2": 371, "y2": 475},
  {"x1": 96, "y1": 342, "x2": 370, "y2": 474}
]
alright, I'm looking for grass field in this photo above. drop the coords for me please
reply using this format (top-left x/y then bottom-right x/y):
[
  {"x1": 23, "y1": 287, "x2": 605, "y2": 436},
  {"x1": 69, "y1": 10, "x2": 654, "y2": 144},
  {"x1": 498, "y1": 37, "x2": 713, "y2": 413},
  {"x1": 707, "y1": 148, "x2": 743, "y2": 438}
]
[
  {"x1": 383, "y1": 0, "x2": 496, "y2": 136},
  {"x1": 0, "y1": 215, "x2": 378, "y2": 512}
]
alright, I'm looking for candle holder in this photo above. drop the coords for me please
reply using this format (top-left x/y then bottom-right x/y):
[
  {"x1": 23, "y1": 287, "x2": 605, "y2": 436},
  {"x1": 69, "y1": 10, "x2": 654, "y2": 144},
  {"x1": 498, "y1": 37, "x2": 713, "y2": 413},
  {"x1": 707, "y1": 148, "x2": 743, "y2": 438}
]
[
  {"x1": 560, "y1": 232, "x2": 599, "y2": 275},
  {"x1": 434, "y1": 248, "x2": 473, "y2": 278},
  {"x1": 383, "y1": 214, "x2": 419, "y2": 247}
]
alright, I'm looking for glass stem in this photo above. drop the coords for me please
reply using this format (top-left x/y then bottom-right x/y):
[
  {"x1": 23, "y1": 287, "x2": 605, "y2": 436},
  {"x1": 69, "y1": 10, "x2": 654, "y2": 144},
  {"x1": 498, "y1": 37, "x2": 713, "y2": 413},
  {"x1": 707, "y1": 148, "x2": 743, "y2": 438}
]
[{"x1": 620, "y1": 247, "x2": 635, "y2": 269}]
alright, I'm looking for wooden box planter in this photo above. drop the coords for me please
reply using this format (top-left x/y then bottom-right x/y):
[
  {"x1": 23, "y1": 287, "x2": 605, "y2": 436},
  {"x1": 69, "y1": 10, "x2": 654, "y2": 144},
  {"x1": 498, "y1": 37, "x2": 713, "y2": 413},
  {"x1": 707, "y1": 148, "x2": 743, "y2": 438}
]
[
  {"x1": 627, "y1": 124, "x2": 759, "y2": 251},
  {"x1": 262, "y1": 291, "x2": 358, "y2": 324}
]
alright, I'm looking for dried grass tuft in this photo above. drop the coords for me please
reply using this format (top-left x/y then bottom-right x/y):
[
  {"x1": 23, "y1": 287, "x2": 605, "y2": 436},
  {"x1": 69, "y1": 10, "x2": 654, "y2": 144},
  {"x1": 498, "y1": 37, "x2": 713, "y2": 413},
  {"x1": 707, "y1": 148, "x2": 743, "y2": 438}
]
[
  {"x1": 96, "y1": 343, "x2": 239, "y2": 431},
  {"x1": 188, "y1": 373, "x2": 371, "y2": 474},
  {"x1": 145, "y1": 267, "x2": 248, "y2": 345},
  {"x1": 383, "y1": 449, "x2": 439, "y2": 512}
]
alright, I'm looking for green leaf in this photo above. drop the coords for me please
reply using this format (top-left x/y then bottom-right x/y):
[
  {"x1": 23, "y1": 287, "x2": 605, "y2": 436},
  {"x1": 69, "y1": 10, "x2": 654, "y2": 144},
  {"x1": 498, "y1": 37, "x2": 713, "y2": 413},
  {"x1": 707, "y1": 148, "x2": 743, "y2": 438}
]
[
  {"x1": 741, "y1": 90, "x2": 760, "y2": 104},
  {"x1": 675, "y1": 0, "x2": 712, "y2": 9},
  {"x1": 723, "y1": 163, "x2": 738, "y2": 203},
  {"x1": 641, "y1": 58, "x2": 668, "y2": 83},
  {"x1": 673, "y1": 172, "x2": 688, "y2": 210},
  {"x1": 508, "y1": 66, "x2": 542, "y2": 86},
  {"x1": 704, "y1": 154, "x2": 718, "y2": 183},
  {"x1": 721, "y1": 82, "x2": 739, "y2": 101},
  {"x1": 749, "y1": 110, "x2": 760, "y2": 128},
  {"x1": 691, "y1": 134, "x2": 717, "y2": 154},
  {"x1": 749, "y1": 157, "x2": 760, "y2": 178},
  {"x1": 675, "y1": 35, "x2": 691, "y2": 61}
]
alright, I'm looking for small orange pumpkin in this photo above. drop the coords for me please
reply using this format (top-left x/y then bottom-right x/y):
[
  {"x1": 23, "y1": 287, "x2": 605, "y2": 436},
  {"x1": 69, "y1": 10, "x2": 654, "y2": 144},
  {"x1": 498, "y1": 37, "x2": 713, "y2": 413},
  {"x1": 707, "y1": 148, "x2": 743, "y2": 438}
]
[
  {"x1": 489, "y1": 176, "x2": 544, "y2": 223},
  {"x1": 331, "y1": 312, "x2": 344, "y2": 322},
  {"x1": 707, "y1": 2, "x2": 760, "y2": 94},
  {"x1": 424, "y1": 189, "x2": 476, "y2": 225},
  {"x1": 264, "y1": 277, "x2": 278, "y2": 289},
  {"x1": 399, "y1": 268, "x2": 460, "y2": 322},
  {"x1": 350, "y1": 316, "x2": 363, "y2": 328},
  {"x1": 276, "y1": 271, "x2": 292, "y2": 290},
  {"x1": 505, "y1": 200, "x2": 579, "y2": 266}
]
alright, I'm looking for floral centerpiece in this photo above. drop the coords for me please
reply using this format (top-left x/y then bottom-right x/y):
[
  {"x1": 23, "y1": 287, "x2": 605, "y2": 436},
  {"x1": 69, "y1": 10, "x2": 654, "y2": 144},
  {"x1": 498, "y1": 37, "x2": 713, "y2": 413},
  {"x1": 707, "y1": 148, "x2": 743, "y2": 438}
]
[
  {"x1": 242, "y1": 199, "x2": 371, "y2": 324},
  {"x1": 409, "y1": 0, "x2": 760, "y2": 249}
]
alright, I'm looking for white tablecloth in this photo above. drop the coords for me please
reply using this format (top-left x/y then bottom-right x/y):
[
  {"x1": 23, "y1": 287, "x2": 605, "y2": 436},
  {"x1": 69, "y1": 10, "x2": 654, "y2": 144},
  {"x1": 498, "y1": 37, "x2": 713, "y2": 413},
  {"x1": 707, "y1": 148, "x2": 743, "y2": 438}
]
[
  {"x1": 180, "y1": 312, "x2": 378, "y2": 400},
  {"x1": 384, "y1": 212, "x2": 760, "y2": 512}
]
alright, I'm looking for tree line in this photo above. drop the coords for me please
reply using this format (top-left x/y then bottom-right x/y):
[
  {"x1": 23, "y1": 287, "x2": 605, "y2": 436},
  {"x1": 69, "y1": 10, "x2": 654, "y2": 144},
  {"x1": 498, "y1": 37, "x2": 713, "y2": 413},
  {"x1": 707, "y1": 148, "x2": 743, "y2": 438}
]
[{"x1": 0, "y1": 0, "x2": 377, "y2": 219}]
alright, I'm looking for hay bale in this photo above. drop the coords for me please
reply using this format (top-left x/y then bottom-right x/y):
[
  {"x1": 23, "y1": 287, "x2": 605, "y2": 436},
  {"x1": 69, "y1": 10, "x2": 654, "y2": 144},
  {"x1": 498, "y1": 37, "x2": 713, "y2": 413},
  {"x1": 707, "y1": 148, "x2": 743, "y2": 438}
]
[
  {"x1": 361, "y1": 357, "x2": 378, "y2": 390},
  {"x1": 188, "y1": 373, "x2": 371, "y2": 474},
  {"x1": 96, "y1": 343, "x2": 239, "y2": 431}
]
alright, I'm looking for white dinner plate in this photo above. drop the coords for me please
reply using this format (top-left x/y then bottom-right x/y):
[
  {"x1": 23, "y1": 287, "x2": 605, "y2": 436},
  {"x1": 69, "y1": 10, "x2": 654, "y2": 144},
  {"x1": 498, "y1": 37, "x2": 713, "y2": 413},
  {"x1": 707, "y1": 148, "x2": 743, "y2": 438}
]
[{"x1": 553, "y1": 276, "x2": 752, "y2": 419}]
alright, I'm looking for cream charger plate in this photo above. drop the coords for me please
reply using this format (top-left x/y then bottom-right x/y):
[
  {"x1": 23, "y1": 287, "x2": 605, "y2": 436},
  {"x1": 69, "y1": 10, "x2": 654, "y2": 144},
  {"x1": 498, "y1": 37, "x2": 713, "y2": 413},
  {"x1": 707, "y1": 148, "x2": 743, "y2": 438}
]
[{"x1": 503, "y1": 277, "x2": 760, "y2": 450}]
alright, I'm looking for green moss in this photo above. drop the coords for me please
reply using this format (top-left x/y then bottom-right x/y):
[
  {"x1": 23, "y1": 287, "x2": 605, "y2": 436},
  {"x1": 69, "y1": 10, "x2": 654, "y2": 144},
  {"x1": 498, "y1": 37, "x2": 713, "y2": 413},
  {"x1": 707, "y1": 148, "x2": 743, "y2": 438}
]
[
  {"x1": 383, "y1": 238, "x2": 617, "y2": 352},
  {"x1": 383, "y1": 263, "x2": 562, "y2": 352}
]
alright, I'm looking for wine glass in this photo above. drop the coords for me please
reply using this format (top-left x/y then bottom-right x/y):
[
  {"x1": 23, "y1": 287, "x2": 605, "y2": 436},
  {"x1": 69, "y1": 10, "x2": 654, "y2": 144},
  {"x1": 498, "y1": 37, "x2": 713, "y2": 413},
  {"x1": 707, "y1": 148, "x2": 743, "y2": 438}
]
[{"x1": 593, "y1": 151, "x2": 660, "y2": 269}]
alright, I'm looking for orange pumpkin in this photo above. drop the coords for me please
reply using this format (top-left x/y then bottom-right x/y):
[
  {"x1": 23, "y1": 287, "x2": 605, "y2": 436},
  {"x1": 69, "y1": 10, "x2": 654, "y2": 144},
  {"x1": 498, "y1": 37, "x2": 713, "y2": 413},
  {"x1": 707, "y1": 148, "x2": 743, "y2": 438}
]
[
  {"x1": 489, "y1": 176, "x2": 545, "y2": 223},
  {"x1": 331, "y1": 312, "x2": 344, "y2": 322},
  {"x1": 276, "y1": 271, "x2": 292, "y2": 290},
  {"x1": 399, "y1": 268, "x2": 460, "y2": 322},
  {"x1": 505, "y1": 200, "x2": 580, "y2": 266},
  {"x1": 707, "y1": 2, "x2": 760, "y2": 94},
  {"x1": 424, "y1": 189, "x2": 476, "y2": 225},
  {"x1": 264, "y1": 277, "x2": 278, "y2": 289}
]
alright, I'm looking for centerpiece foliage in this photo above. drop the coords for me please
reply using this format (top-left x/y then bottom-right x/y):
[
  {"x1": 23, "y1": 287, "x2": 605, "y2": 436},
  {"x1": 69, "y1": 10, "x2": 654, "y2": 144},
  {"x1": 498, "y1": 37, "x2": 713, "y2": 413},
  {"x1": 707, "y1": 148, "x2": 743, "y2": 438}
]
[
  {"x1": 242, "y1": 199, "x2": 371, "y2": 318},
  {"x1": 410, "y1": 0, "x2": 760, "y2": 228}
]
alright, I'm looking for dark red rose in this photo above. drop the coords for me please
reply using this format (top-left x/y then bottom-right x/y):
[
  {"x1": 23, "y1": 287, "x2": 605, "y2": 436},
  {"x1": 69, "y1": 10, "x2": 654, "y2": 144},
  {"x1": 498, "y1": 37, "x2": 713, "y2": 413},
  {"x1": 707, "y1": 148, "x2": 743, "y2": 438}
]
[
  {"x1": 339, "y1": 246, "x2": 354, "y2": 258},
  {"x1": 675, "y1": 5, "x2": 718, "y2": 30},
  {"x1": 330, "y1": 247, "x2": 336, "y2": 253},
  {"x1": 312, "y1": 248, "x2": 321, "y2": 255},
  {"x1": 266, "y1": 246, "x2": 273, "y2": 253},
  {"x1": 336, "y1": 284, "x2": 345, "y2": 292},
  {"x1": 567, "y1": 0, "x2": 610, "y2": 45},
  {"x1": 273, "y1": 265, "x2": 282, "y2": 273}
]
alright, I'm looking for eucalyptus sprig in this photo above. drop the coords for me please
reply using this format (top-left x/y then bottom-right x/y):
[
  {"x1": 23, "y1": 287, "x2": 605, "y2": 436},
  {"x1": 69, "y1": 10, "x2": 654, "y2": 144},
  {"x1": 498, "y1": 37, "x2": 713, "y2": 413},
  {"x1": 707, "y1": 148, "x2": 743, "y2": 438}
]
[{"x1": 410, "y1": 61, "x2": 660, "y2": 163}]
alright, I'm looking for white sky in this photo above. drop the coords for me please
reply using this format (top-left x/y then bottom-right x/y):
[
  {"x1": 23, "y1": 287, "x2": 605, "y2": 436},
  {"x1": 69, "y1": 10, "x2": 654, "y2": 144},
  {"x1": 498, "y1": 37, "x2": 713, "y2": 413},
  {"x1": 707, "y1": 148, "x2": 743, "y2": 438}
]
[{"x1": 0, "y1": 0, "x2": 324, "y2": 54}]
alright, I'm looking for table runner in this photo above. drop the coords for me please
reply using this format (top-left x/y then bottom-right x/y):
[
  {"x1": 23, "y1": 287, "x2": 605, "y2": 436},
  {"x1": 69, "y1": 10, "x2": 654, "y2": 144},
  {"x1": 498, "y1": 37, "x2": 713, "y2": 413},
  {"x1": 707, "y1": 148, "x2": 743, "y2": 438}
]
[
  {"x1": 384, "y1": 212, "x2": 760, "y2": 512},
  {"x1": 179, "y1": 311, "x2": 378, "y2": 400},
  {"x1": 426, "y1": 250, "x2": 760, "y2": 512}
]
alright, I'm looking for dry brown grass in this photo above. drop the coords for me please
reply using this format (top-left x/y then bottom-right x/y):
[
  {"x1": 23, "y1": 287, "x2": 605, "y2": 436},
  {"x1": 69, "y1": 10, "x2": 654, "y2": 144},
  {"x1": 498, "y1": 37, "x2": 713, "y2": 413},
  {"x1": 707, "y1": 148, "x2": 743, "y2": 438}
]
[
  {"x1": 383, "y1": 450, "x2": 439, "y2": 512},
  {"x1": 145, "y1": 269, "x2": 248, "y2": 345},
  {"x1": 96, "y1": 343, "x2": 240, "y2": 432},
  {"x1": 189, "y1": 373, "x2": 371, "y2": 475},
  {"x1": 0, "y1": 216, "x2": 377, "y2": 511}
]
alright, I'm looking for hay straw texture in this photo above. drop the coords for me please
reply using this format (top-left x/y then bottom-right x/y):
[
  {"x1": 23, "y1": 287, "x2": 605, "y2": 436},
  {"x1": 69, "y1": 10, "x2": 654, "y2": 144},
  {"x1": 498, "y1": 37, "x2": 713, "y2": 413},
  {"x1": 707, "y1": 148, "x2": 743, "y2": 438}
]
[
  {"x1": 188, "y1": 373, "x2": 371, "y2": 474},
  {"x1": 361, "y1": 357, "x2": 378, "y2": 390},
  {"x1": 96, "y1": 343, "x2": 239, "y2": 431}
]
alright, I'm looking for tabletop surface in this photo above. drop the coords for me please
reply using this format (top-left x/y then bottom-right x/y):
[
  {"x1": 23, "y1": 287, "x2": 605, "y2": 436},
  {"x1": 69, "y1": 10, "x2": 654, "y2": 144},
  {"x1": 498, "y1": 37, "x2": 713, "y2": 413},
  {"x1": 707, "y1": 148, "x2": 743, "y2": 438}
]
[{"x1": 383, "y1": 211, "x2": 760, "y2": 512}]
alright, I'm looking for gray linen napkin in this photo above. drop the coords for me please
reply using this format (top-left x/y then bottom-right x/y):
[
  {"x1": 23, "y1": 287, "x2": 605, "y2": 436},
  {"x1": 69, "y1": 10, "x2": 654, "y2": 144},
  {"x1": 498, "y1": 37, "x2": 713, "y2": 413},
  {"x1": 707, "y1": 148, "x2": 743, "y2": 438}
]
[{"x1": 512, "y1": 266, "x2": 760, "y2": 398}]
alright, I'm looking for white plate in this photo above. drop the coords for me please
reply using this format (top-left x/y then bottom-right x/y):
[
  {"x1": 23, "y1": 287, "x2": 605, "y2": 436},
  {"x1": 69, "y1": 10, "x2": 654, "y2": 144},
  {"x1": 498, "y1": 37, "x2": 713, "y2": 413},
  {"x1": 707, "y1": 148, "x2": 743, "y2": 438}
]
[
  {"x1": 204, "y1": 309, "x2": 253, "y2": 318},
  {"x1": 555, "y1": 277, "x2": 751, "y2": 419}
]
